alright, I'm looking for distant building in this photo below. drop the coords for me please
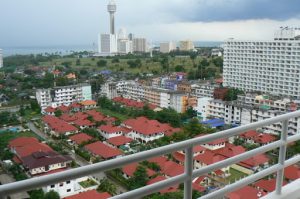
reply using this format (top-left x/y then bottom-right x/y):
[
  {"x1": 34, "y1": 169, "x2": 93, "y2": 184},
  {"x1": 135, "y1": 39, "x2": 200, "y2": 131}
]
[
  {"x1": 160, "y1": 42, "x2": 176, "y2": 53},
  {"x1": 101, "y1": 82, "x2": 117, "y2": 99},
  {"x1": 211, "y1": 48, "x2": 223, "y2": 57},
  {"x1": 179, "y1": 40, "x2": 195, "y2": 51},
  {"x1": 223, "y1": 27, "x2": 300, "y2": 98},
  {"x1": 36, "y1": 83, "x2": 92, "y2": 112},
  {"x1": 0, "y1": 49, "x2": 3, "y2": 68},
  {"x1": 99, "y1": 34, "x2": 118, "y2": 55},
  {"x1": 128, "y1": 33, "x2": 134, "y2": 41},
  {"x1": 133, "y1": 38, "x2": 148, "y2": 53}
]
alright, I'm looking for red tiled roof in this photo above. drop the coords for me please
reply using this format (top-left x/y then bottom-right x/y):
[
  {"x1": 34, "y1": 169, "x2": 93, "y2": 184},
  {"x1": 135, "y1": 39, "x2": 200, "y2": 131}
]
[
  {"x1": 147, "y1": 176, "x2": 179, "y2": 194},
  {"x1": 284, "y1": 165, "x2": 300, "y2": 180},
  {"x1": 15, "y1": 143, "x2": 53, "y2": 158},
  {"x1": 99, "y1": 125, "x2": 124, "y2": 134},
  {"x1": 80, "y1": 100, "x2": 97, "y2": 106},
  {"x1": 192, "y1": 183, "x2": 206, "y2": 192},
  {"x1": 197, "y1": 134, "x2": 227, "y2": 145},
  {"x1": 226, "y1": 186, "x2": 265, "y2": 199},
  {"x1": 60, "y1": 114, "x2": 78, "y2": 122},
  {"x1": 122, "y1": 163, "x2": 156, "y2": 177},
  {"x1": 70, "y1": 102, "x2": 82, "y2": 109},
  {"x1": 113, "y1": 97, "x2": 157, "y2": 110},
  {"x1": 73, "y1": 112, "x2": 89, "y2": 120},
  {"x1": 238, "y1": 154, "x2": 269, "y2": 169},
  {"x1": 73, "y1": 119, "x2": 94, "y2": 127},
  {"x1": 45, "y1": 106, "x2": 56, "y2": 113},
  {"x1": 240, "y1": 130, "x2": 259, "y2": 139},
  {"x1": 254, "y1": 178, "x2": 287, "y2": 193},
  {"x1": 69, "y1": 133, "x2": 93, "y2": 145},
  {"x1": 12, "y1": 155, "x2": 22, "y2": 164},
  {"x1": 9, "y1": 137, "x2": 39, "y2": 148},
  {"x1": 123, "y1": 117, "x2": 176, "y2": 136},
  {"x1": 148, "y1": 156, "x2": 168, "y2": 168},
  {"x1": 43, "y1": 115, "x2": 78, "y2": 134},
  {"x1": 64, "y1": 190, "x2": 111, "y2": 199},
  {"x1": 85, "y1": 142, "x2": 123, "y2": 159},
  {"x1": 21, "y1": 151, "x2": 72, "y2": 171},
  {"x1": 85, "y1": 110, "x2": 106, "y2": 122},
  {"x1": 214, "y1": 143, "x2": 246, "y2": 158},
  {"x1": 161, "y1": 161, "x2": 184, "y2": 177},
  {"x1": 172, "y1": 152, "x2": 185, "y2": 163},
  {"x1": 57, "y1": 105, "x2": 70, "y2": 113},
  {"x1": 253, "y1": 134, "x2": 276, "y2": 144},
  {"x1": 107, "y1": 136, "x2": 133, "y2": 147},
  {"x1": 194, "y1": 150, "x2": 226, "y2": 165}
]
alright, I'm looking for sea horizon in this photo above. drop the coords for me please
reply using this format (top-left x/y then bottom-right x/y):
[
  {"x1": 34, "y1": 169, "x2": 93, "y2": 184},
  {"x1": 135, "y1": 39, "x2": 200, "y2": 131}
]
[{"x1": 1, "y1": 41, "x2": 223, "y2": 57}]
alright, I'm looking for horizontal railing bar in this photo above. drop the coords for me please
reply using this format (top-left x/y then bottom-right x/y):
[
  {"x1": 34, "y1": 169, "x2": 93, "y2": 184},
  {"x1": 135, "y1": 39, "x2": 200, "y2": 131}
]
[
  {"x1": 192, "y1": 140, "x2": 284, "y2": 179},
  {"x1": 284, "y1": 155, "x2": 300, "y2": 168},
  {"x1": 200, "y1": 155, "x2": 300, "y2": 199},
  {"x1": 287, "y1": 133, "x2": 300, "y2": 143},
  {"x1": 111, "y1": 174, "x2": 187, "y2": 199},
  {"x1": 200, "y1": 164, "x2": 282, "y2": 199},
  {"x1": 1, "y1": 110, "x2": 300, "y2": 197}
]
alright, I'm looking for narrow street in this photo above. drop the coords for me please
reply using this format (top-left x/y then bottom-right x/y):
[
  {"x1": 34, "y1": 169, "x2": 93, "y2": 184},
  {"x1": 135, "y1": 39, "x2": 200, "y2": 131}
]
[{"x1": 26, "y1": 122, "x2": 127, "y2": 194}]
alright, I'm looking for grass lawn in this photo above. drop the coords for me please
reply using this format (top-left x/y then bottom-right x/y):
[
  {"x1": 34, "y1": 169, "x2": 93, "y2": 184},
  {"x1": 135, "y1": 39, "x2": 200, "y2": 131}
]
[
  {"x1": 23, "y1": 109, "x2": 41, "y2": 121},
  {"x1": 97, "y1": 108, "x2": 130, "y2": 121},
  {"x1": 79, "y1": 179, "x2": 98, "y2": 188},
  {"x1": 39, "y1": 56, "x2": 221, "y2": 76},
  {"x1": 226, "y1": 168, "x2": 248, "y2": 183}
]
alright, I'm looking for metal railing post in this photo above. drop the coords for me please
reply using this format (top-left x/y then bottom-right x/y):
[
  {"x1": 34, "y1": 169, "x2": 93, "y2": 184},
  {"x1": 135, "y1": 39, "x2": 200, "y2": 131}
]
[
  {"x1": 184, "y1": 147, "x2": 193, "y2": 199},
  {"x1": 275, "y1": 119, "x2": 288, "y2": 195}
]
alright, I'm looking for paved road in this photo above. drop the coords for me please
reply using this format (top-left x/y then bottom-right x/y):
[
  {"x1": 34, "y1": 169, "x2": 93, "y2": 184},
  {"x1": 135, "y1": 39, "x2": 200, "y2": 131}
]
[
  {"x1": 0, "y1": 105, "x2": 21, "y2": 113},
  {"x1": 27, "y1": 122, "x2": 127, "y2": 194}
]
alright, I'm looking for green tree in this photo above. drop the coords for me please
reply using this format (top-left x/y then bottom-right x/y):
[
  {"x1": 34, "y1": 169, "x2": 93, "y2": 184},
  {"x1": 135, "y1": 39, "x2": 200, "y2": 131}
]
[
  {"x1": 44, "y1": 190, "x2": 60, "y2": 199},
  {"x1": 29, "y1": 189, "x2": 44, "y2": 199},
  {"x1": 224, "y1": 88, "x2": 244, "y2": 101},
  {"x1": 97, "y1": 178, "x2": 117, "y2": 195},
  {"x1": 97, "y1": 60, "x2": 107, "y2": 67},
  {"x1": 54, "y1": 110, "x2": 63, "y2": 117},
  {"x1": 128, "y1": 166, "x2": 149, "y2": 190},
  {"x1": 76, "y1": 59, "x2": 81, "y2": 66},
  {"x1": 190, "y1": 53, "x2": 198, "y2": 68}
]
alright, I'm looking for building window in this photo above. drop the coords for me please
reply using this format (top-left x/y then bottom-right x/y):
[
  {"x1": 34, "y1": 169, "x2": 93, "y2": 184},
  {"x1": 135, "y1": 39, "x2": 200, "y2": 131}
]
[
  {"x1": 66, "y1": 181, "x2": 71, "y2": 184},
  {"x1": 59, "y1": 183, "x2": 64, "y2": 187},
  {"x1": 50, "y1": 184, "x2": 55, "y2": 188},
  {"x1": 67, "y1": 189, "x2": 71, "y2": 192}
]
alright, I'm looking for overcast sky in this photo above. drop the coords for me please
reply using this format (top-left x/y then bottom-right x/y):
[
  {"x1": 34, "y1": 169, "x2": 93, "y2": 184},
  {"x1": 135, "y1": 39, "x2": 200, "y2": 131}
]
[{"x1": 1, "y1": 0, "x2": 300, "y2": 47}]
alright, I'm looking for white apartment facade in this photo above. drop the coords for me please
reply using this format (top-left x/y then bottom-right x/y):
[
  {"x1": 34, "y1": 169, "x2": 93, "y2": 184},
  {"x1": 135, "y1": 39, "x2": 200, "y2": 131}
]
[
  {"x1": 223, "y1": 28, "x2": 300, "y2": 99},
  {"x1": 101, "y1": 82, "x2": 118, "y2": 99},
  {"x1": 133, "y1": 38, "x2": 148, "y2": 53},
  {"x1": 44, "y1": 176, "x2": 98, "y2": 198},
  {"x1": 36, "y1": 84, "x2": 92, "y2": 111},
  {"x1": 99, "y1": 34, "x2": 118, "y2": 55},
  {"x1": 191, "y1": 84, "x2": 216, "y2": 98}
]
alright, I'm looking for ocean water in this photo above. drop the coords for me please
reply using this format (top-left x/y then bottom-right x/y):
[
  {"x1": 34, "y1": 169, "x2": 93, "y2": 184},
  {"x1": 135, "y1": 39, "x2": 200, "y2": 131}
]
[
  {"x1": 2, "y1": 41, "x2": 222, "y2": 57},
  {"x1": 2, "y1": 45, "x2": 95, "y2": 57}
]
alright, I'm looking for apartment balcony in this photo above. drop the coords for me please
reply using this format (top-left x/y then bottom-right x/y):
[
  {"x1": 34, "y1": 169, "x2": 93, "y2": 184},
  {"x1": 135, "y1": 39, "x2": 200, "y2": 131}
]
[{"x1": 1, "y1": 111, "x2": 300, "y2": 199}]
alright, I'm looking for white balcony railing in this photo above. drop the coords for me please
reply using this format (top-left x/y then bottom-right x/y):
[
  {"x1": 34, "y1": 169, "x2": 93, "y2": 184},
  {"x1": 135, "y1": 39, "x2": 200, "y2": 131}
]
[{"x1": 1, "y1": 111, "x2": 300, "y2": 199}]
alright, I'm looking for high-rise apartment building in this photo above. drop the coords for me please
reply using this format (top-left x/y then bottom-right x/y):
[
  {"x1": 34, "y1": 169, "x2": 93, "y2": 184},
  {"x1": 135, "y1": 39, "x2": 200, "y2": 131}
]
[
  {"x1": 99, "y1": 34, "x2": 118, "y2": 54},
  {"x1": 223, "y1": 27, "x2": 300, "y2": 98},
  {"x1": 179, "y1": 40, "x2": 195, "y2": 51},
  {"x1": 160, "y1": 42, "x2": 176, "y2": 53},
  {"x1": 36, "y1": 83, "x2": 92, "y2": 111},
  {"x1": 0, "y1": 49, "x2": 3, "y2": 68},
  {"x1": 133, "y1": 38, "x2": 148, "y2": 53}
]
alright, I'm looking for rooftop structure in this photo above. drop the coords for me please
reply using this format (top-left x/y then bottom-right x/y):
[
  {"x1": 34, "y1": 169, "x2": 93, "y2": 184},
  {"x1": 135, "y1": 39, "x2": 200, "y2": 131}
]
[{"x1": 2, "y1": 111, "x2": 300, "y2": 199}]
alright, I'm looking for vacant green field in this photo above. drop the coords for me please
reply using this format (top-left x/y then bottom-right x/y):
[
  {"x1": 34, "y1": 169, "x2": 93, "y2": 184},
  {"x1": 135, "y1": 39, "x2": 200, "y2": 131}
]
[
  {"x1": 226, "y1": 168, "x2": 248, "y2": 183},
  {"x1": 39, "y1": 56, "x2": 220, "y2": 75}
]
